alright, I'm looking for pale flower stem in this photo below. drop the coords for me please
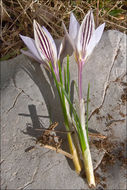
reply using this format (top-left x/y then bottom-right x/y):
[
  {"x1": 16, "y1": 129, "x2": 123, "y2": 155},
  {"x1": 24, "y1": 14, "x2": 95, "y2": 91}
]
[
  {"x1": 67, "y1": 132, "x2": 82, "y2": 174},
  {"x1": 83, "y1": 148, "x2": 96, "y2": 187},
  {"x1": 79, "y1": 99, "x2": 96, "y2": 187},
  {"x1": 78, "y1": 61, "x2": 95, "y2": 187},
  {"x1": 78, "y1": 63, "x2": 83, "y2": 100},
  {"x1": 65, "y1": 98, "x2": 82, "y2": 174}
]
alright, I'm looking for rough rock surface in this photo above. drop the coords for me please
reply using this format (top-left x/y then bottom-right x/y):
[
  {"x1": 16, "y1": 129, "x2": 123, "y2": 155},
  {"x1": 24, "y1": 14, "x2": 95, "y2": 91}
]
[{"x1": 1, "y1": 30, "x2": 126, "y2": 189}]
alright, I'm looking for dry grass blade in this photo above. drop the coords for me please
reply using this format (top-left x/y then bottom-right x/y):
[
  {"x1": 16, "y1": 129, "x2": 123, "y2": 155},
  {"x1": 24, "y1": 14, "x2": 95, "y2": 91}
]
[
  {"x1": 1, "y1": 0, "x2": 127, "y2": 60},
  {"x1": 43, "y1": 145, "x2": 73, "y2": 159},
  {"x1": 0, "y1": 1, "x2": 11, "y2": 22},
  {"x1": 96, "y1": 0, "x2": 99, "y2": 27},
  {"x1": 16, "y1": 0, "x2": 33, "y2": 24}
]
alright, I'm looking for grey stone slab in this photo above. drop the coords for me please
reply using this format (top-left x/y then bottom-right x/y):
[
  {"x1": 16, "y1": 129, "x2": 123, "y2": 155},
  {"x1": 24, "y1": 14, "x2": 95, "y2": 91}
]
[{"x1": 1, "y1": 30, "x2": 126, "y2": 189}]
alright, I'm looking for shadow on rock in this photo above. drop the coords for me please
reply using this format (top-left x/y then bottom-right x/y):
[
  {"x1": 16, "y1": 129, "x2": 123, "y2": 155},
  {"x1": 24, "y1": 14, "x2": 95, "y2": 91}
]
[
  {"x1": 20, "y1": 104, "x2": 47, "y2": 138},
  {"x1": 18, "y1": 53, "x2": 75, "y2": 171}
]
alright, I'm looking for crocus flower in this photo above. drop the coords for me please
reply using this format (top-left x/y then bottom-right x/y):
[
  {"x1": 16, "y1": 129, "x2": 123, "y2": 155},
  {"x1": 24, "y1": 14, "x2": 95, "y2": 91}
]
[
  {"x1": 63, "y1": 10, "x2": 105, "y2": 99},
  {"x1": 20, "y1": 20, "x2": 82, "y2": 175},
  {"x1": 63, "y1": 10, "x2": 105, "y2": 187},
  {"x1": 20, "y1": 20, "x2": 64, "y2": 81}
]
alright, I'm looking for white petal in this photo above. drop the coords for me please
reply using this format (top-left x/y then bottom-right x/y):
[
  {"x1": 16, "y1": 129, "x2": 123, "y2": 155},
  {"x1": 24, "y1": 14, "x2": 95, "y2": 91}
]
[
  {"x1": 19, "y1": 34, "x2": 42, "y2": 61},
  {"x1": 69, "y1": 12, "x2": 80, "y2": 42},
  {"x1": 86, "y1": 23, "x2": 105, "y2": 59},
  {"x1": 77, "y1": 10, "x2": 95, "y2": 57},
  {"x1": 62, "y1": 21, "x2": 76, "y2": 51},
  {"x1": 21, "y1": 49, "x2": 50, "y2": 70},
  {"x1": 93, "y1": 23, "x2": 105, "y2": 45},
  {"x1": 57, "y1": 37, "x2": 65, "y2": 60},
  {"x1": 21, "y1": 49, "x2": 43, "y2": 64}
]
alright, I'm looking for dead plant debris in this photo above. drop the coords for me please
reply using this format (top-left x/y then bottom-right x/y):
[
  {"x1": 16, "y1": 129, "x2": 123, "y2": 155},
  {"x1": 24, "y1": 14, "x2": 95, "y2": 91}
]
[
  {"x1": 93, "y1": 137, "x2": 127, "y2": 189},
  {"x1": 1, "y1": 0, "x2": 127, "y2": 61},
  {"x1": 25, "y1": 121, "x2": 107, "y2": 158},
  {"x1": 92, "y1": 138, "x2": 127, "y2": 171},
  {"x1": 25, "y1": 120, "x2": 126, "y2": 188},
  {"x1": 36, "y1": 121, "x2": 63, "y2": 150}
]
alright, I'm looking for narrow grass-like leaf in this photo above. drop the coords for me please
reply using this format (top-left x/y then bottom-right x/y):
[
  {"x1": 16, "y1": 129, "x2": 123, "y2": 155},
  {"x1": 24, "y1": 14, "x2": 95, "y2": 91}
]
[
  {"x1": 73, "y1": 80, "x2": 79, "y2": 98},
  {"x1": 49, "y1": 62, "x2": 61, "y2": 98},
  {"x1": 59, "y1": 83, "x2": 87, "y2": 151},
  {"x1": 50, "y1": 61, "x2": 87, "y2": 152},
  {"x1": 58, "y1": 61, "x2": 68, "y2": 126},
  {"x1": 58, "y1": 60, "x2": 63, "y2": 85},
  {"x1": 50, "y1": 61, "x2": 82, "y2": 175},
  {"x1": 66, "y1": 55, "x2": 71, "y2": 114},
  {"x1": 49, "y1": 62, "x2": 69, "y2": 130},
  {"x1": 67, "y1": 55, "x2": 70, "y2": 98},
  {"x1": 64, "y1": 66, "x2": 67, "y2": 92},
  {"x1": 109, "y1": 9, "x2": 123, "y2": 17},
  {"x1": 86, "y1": 83, "x2": 90, "y2": 140}
]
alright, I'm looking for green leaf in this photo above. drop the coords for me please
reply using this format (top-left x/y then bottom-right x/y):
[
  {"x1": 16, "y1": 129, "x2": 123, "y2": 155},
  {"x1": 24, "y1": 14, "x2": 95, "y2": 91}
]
[
  {"x1": 67, "y1": 55, "x2": 70, "y2": 99},
  {"x1": 64, "y1": 66, "x2": 67, "y2": 92},
  {"x1": 59, "y1": 83, "x2": 87, "y2": 152},
  {"x1": 86, "y1": 83, "x2": 90, "y2": 140},
  {"x1": 109, "y1": 9, "x2": 123, "y2": 17},
  {"x1": 58, "y1": 61, "x2": 67, "y2": 122},
  {"x1": 73, "y1": 80, "x2": 79, "y2": 98},
  {"x1": 0, "y1": 54, "x2": 12, "y2": 61},
  {"x1": 49, "y1": 61, "x2": 69, "y2": 130},
  {"x1": 50, "y1": 60, "x2": 88, "y2": 152},
  {"x1": 0, "y1": 51, "x2": 17, "y2": 61},
  {"x1": 58, "y1": 61, "x2": 63, "y2": 85}
]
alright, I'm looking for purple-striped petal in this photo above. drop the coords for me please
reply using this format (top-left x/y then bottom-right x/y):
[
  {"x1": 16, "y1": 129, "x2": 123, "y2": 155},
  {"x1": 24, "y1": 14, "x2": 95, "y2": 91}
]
[
  {"x1": 19, "y1": 34, "x2": 42, "y2": 61},
  {"x1": 33, "y1": 20, "x2": 50, "y2": 63},
  {"x1": 33, "y1": 20, "x2": 57, "y2": 67},
  {"x1": 42, "y1": 26, "x2": 58, "y2": 67},
  {"x1": 77, "y1": 10, "x2": 95, "y2": 58},
  {"x1": 86, "y1": 23, "x2": 105, "y2": 60}
]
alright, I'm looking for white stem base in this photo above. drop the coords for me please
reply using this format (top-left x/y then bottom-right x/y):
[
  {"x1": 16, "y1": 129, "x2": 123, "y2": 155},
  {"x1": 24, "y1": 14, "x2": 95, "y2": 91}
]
[
  {"x1": 83, "y1": 148, "x2": 96, "y2": 187},
  {"x1": 79, "y1": 98, "x2": 95, "y2": 187}
]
